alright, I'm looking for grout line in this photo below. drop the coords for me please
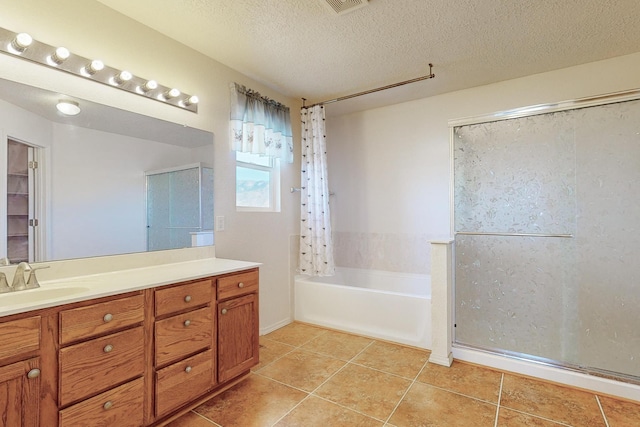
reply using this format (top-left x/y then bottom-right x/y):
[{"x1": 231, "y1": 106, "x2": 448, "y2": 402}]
[
  {"x1": 596, "y1": 395, "x2": 610, "y2": 427},
  {"x1": 497, "y1": 406, "x2": 573, "y2": 427},
  {"x1": 414, "y1": 381, "x2": 501, "y2": 407},
  {"x1": 191, "y1": 410, "x2": 223, "y2": 426},
  {"x1": 264, "y1": 340, "x2": 381, "y2": 426},
  {"x1": 383, "y1": 354, "x2": 431, "y2": 425},
  {"x1": 253, "y1": 342, "x2": 298, "y2": 372},
  {"x1": 494, "y1": 373, "x2": 504, "y2": 427},
  {"x1": 269, "y1": 393, "x2": 313, "y2": 426},
  {"x1": 312, "y1": 394, "x2": 388, "y2": 423}
]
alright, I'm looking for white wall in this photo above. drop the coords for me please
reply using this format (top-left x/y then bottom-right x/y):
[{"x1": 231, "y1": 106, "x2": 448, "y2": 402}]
[
  {"x1": 49, "y1": 123, "x2": 194, "y2": 260},
  {"x1": 0, "y1": 0, "x2": 301, "y2": 333},
  {"x1": 326, "y1": 52, "x2": 640, "y2": 275}
]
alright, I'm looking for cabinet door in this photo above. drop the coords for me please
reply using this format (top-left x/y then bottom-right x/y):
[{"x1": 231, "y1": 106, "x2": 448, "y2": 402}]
[
  {"x1": 217, "y1": 293, "x2": 259, "y2": 383},
  {"x1": 0, "y1": 358, "x2": 40, "y2": 427}
]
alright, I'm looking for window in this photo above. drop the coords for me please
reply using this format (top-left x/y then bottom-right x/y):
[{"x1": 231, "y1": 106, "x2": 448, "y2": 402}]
[{"x1": 236, "y1": 151, "x2": 280, "y2": 212}]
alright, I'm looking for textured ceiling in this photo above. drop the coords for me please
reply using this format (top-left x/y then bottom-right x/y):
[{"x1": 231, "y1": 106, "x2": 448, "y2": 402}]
[{"x1": 96, "y1": 0, "x2": 640, "y2": 111}]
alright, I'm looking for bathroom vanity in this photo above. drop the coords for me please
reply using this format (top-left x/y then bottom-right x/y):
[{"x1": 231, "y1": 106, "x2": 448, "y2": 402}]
[{"x1": 0, "y1": 258, "x2": 260, "y2": 427}]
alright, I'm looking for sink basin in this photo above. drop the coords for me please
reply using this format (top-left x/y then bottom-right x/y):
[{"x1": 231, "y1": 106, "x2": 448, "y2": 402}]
[{"x1": 0, "y1": 286, "x2": 90, "y2": 307}]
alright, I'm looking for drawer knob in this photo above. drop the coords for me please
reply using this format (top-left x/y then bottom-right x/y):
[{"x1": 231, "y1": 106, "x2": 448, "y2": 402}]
[
  {"x1": 103, "y1": 313, "x2": 113, "y2": 323},
  {"x1": 185, "y1": 366, "x2": 192, "y2": 373},
  {"x1": 103, "y1": 344, "x2": 114, "y2": 353},
  {"x1": 238, "y1": 282, "x2": 244, "y2": 288},
  {"x1": 221, "y1": 308, "x2": 228, "y2": 315},
  {"x1": 184, "y1": 295, "x2": 192, "y2": 303},
  {"x1": 103, "y1": 401, "x2": 113, "y2": 410},
  {"x1": 27, "y1": 368, "x2": 40, "y2": 379},
  {"x1": 183, "y1": 320, "x2": 191, "y2": 327}
]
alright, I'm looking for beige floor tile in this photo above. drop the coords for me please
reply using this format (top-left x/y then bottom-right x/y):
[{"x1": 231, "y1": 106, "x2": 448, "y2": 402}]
[
  {"x1": 497, "y1": 408, "x2": 566, "y2": 426},
  {"x1": 598, "y1": 395, "x2": 640, "y2": 427},
  {"x1": 389, "y1": 382, "x2": 496, "y2": 427},
  {"x1": 274, "y1": 396, "x2": 383, "y2": 427},
  {"x1": 253, "y1": 337, "x2": 296, "y2": 371},
  {"x1": 416, "y1": 360, "x2": 502, "y2": 403},
  {"x1": 314, "y1": 363, "x2": 411, "y2": 420},
  {"x1": 258, "y1": 349, "x2": 346, "y2": 392},
  {"x1": 165, "y1": 411, "x2": 218, "y2": 427},
  {"x1": 500, "y1": 374, "x2": 605, "y2": 426},
  {"x1": 194, "y1": 374, "x2": 307, "y2": 427},
  {"x1": 264, "y1": 322, "x2": 327, "y2": 347},
  {"x1": 301, "y1": 329, "x2": 374, "y2": 360},
  {"x1": 352, "y1": 341, "x2": 429, "y2": 379}
]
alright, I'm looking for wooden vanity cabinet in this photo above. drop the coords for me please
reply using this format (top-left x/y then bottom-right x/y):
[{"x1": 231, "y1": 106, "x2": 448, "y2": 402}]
[
  {"x1": 0, "y1": 316, "x2": 42, "y2": 427},
  {"x1": 0, "y1": 267, "x2": 259, "y2": 427},
  {"x1": 153, "y1": 279, "x2": 215, "y2": 418},
  {"x1": 217, "y1": 269, "x2": 260, "y2": 383},
  {"x1": 57, "y1": 293, "x2": 145, "y2": 427}
]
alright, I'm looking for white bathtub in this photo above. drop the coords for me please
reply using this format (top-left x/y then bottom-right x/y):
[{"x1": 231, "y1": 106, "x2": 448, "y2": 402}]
[{"x1": 294, "y1": 267, "x2": 432, "y2": 349}]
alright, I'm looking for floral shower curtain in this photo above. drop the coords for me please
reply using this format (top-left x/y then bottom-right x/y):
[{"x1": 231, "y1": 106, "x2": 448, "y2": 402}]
[{"x1": 299, "y1": 105, "x2": 335, "y2": 276}]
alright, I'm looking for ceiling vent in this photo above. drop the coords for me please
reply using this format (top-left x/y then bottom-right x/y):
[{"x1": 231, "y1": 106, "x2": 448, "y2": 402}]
[{"x1": 322, "y1": 0, "x2": 369, "y2": 15}]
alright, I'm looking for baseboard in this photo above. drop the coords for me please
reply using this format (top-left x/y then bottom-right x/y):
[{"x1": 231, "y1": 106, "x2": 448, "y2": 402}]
[
  {"x1": 453, "y1": 346, "x2": 640, "y2": 402},
  {"x1": 260, "y1": 317, "x2": 292, "y2": 336},
  {"x1": 429, "y1": 352, "x2": 453, "y2": 367}
]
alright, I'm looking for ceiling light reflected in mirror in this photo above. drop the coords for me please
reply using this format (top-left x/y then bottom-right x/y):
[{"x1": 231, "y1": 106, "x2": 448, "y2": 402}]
[{"x1": 56, "y1": 99, "x2": 81, "y2": 116}]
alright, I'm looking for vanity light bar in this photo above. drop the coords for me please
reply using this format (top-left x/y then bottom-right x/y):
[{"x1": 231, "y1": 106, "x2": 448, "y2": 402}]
[{"x1": 0, "y1": 27, "x2": 198, "y2": 113}]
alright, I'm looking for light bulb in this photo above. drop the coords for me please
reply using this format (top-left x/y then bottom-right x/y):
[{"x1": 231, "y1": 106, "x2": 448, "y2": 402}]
[
  {"x1": 85, "y1": 59, "x2": 104, "y2": 75},
  {"x1": 184, "y1": 95, "x2": 199, "y2": 106},
  {"x1": 51, "y1": 47, "x2": 70, "y2": 64},
  {"x1": 114, "y1": 70, "x2": 132, "y2": 85},
  {"x1": 164, "y1": 88, "x2": 181, "y2": 99},
  {"x1": 142, "y1": 80, "x2": 158, "y2": 92},
  {"x1": 10, "y1": 33, "x2": 32, "y2": 53}
]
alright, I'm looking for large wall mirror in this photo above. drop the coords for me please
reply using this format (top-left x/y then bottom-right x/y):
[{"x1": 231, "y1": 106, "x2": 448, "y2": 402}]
[{"x1": 0, "y1": 77, "x2": 214, "y2": 263}]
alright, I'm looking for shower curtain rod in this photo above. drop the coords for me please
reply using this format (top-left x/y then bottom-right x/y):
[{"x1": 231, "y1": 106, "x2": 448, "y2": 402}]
[{"x1": 302, "y1": 63, "x2": 435, "y2": 109}]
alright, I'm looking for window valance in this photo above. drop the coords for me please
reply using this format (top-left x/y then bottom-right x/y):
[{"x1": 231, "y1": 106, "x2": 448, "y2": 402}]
[{"x1": 230, "y1": 82, "x2": 293, "y2": 163}]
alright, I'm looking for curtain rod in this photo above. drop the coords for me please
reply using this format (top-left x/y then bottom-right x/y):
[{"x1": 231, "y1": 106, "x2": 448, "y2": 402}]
[{"x1": 302, "y1": 63, "x2": 434, "y2": 109}]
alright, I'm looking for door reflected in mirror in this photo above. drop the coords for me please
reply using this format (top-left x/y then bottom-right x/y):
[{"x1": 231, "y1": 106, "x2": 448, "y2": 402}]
[{"x1": 0, "y1": 77, "x2": 214, "y2": 262}]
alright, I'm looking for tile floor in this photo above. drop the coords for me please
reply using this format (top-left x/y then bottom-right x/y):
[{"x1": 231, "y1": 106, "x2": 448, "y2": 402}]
[{"x1": 167, "y1": 322, "x2": 640, "y2": 427}]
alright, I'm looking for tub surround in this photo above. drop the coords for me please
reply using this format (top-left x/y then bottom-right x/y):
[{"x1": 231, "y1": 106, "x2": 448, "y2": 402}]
[{"x1": 333, "y1": 232, "x2": 432, "y2": 274}]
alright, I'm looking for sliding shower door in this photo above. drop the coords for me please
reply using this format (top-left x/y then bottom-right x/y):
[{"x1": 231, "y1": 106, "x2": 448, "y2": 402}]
[{"x1": 453, "y1": 96, "x2": 640, "y2": 380}]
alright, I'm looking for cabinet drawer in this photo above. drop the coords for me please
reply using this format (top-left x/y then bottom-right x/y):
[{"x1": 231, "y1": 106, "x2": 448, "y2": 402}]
[
  {"x1": 156, "y1": 350, "x2": 213, "y2": 417},
  {"x1": 59, "y1": 327, "x2": 144, "y2": 406},
  {"x1": 0, "y1": 316, "x2": 39, "y2": 360},
  {"x1": 155, "y1": 307, "x2": 213, "y2": 367},
  {"x1": 59, "y1": 377, "x2": 144, "y2": 427},
  {"x1": 155, "y1": 279, "x2": 212, "y2": 317},
  {"x1": 217, "y1": 269, "x2": 258, "y2": 301},
  {"x1": 59, "y1": 294, "x2": 144, "y2": 345}
]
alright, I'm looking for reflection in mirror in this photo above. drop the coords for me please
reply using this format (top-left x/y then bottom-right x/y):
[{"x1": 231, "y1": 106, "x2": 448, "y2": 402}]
[{"x1": 0, "y1": 77, "x2": 214, "y2": 262}]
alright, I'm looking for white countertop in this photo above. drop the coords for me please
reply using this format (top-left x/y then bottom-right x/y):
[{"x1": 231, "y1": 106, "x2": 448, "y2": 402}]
[{"x1": 0, "y1": 257, "x2": 261, "y2": 317}]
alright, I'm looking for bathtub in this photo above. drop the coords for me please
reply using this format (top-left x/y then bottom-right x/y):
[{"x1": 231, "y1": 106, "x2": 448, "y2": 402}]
[{"x1": 294, "y1": 267, "x2": 431, "y2": 349}]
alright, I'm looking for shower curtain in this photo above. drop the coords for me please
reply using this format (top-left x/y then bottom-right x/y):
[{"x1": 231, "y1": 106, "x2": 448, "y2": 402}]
[{"x1": 299, "y1": 105, "x2": 335, "y2": 276}]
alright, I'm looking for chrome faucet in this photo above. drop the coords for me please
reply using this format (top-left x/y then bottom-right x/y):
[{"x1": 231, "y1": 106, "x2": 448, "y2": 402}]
[
  {"x1": 0, "y1": 272, "x2": 10, "y2": 293},
  {"x1": 12, "y1": 262, "x2": 32, "y2": 291},
  {"x1": 0, "y1": 262, "x2": 50, "y2": 293},
  {"x1": 10, "y1": 262, "x2": 49, "y2": 291}
]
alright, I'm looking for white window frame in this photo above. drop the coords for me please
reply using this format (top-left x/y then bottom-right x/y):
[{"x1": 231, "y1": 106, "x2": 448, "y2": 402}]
[{"x1": 235, "y1": 152, "x2": 281, "y2": 212}]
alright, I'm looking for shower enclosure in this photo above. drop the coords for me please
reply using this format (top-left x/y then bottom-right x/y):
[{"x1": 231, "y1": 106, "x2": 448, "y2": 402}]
[
  {"x1": 146, "y1": 163, "x2": 213, "y2": 251},
  {"x1": 452, "y1": 91, "x2": 640, "y2": 381}
]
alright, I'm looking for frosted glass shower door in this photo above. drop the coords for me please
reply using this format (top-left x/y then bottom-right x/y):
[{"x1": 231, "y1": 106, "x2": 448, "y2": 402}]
[
  {"x1": 453, "y1": 98, "x2": 640, "y2": 380},
  {"x1": 146, "y1": 166, "x2": 201, "y2": 251}
]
